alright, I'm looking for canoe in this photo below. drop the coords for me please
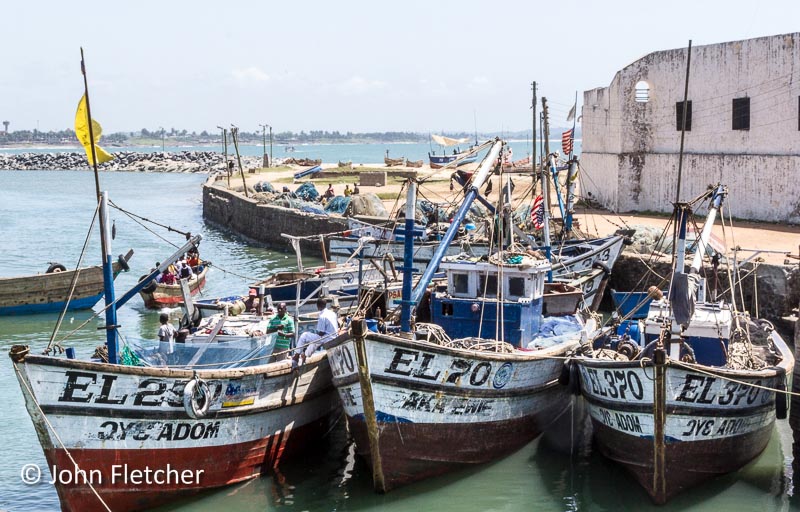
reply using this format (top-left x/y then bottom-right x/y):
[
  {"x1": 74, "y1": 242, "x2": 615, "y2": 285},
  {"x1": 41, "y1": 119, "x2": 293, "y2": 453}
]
[
  {"x1": 0, "y1": 250, "x2": 133, "y2": 315},
  {"x1": 139, "y1": 265, "x2": 209, "y2": 309}
]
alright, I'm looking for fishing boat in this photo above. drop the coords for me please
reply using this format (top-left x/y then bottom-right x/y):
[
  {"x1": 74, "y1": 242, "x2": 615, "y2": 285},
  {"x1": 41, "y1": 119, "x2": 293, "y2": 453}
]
[
  {"x1": 0, "y1": 251, "x2": 132, "y2": 315},
  {"x1": 384, "y1": 150, "x2": 404, "y2": 167},
  {"x1": 138, "y1": 265, "x2": 208, "y2": 309},
  {"x1": 428, "y1": 134, "x2": 478, "y2": 168},
  {"x1": 325, "y1": 140, "x2": 599, "y2": 492},
  {"x1": 566, "y1": 185, "x2": 794, "y2": 504},
  {"x1": 405, "y1": 158, "x2": 423, "y2": 168},
  {"x1": 9, "y1": 60, "x2": 340, "y2": 512}
]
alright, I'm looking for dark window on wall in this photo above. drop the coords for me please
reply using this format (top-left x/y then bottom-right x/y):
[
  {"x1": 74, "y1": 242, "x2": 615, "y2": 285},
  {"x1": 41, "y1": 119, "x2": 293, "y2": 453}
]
[
  {"x1": 676, "y1": 101, "x2": 692, "y2": 131},
  {"x1": 732, "y1": 97, "x2": 750, "y2": 130}
]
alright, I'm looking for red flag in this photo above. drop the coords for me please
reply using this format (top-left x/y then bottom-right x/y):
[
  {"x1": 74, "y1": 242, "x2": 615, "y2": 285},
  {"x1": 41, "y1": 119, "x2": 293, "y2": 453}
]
[
  {"x1": 531, "y1": 195, "x2": 544, "y2": 229},
  {"x1": 562, "y1": 129, "x2": 574, "y2": 155}
]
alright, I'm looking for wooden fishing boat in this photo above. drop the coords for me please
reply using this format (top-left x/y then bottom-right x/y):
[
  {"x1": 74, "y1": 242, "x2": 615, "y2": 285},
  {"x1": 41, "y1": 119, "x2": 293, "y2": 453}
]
[
  {"x1": 567, "y1": 185, "x2": 794, "y2": 503},
  {"x1": 405, "y1": 159, "x2": 423, "y2": 168},
  {"x1": 138, "y1": 265, "x2": 209, "y2": 309},
  {"x1": 326, "y1": 141, "x2": 600, "y2": 492},
  {"x1": 0, "y1": 251, "x2": 133, "y2": 315},
  {"x1": 10, "y1": 73, "x2": 341, "y2": 512},
  {"x1": 428, "y1": 134, "x2": 478, "y2": 169},
  {"x1": 384, "y1": 157, "x2": 404, "y2": 167}
]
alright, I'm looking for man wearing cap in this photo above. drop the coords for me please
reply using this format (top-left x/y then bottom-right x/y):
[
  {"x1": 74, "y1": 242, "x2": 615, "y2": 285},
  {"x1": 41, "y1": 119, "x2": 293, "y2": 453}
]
[
  {"x1": 267, "y1": 302, "x2": 295, "y2": 355},
  {"x1": 243, "y1": 288, "x2": 260, "y2": 313}
]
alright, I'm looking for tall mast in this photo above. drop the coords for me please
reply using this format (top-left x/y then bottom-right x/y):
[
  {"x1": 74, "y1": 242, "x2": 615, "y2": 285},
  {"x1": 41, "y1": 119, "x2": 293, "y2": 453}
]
[
  {"x1": 675, "y1": 40, "x2": 693, "y2": 205},
  {"x1": 80, "y1": 48, "x2": 119, "y2": 364},
  {"x1": 531, "y1": 81, "x2": 537, "y2": 179}
]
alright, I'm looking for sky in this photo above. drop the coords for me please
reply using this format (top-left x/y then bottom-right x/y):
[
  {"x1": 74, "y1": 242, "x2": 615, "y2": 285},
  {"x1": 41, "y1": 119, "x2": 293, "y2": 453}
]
[{"x1": 3, "y1": 0, "x2": 800, "y2": 135}]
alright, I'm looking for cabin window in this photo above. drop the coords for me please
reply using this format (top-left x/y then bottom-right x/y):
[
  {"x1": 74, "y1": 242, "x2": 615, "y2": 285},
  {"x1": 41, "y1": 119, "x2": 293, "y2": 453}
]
[
  {"x1": 508, "y1": 277, "x2": 526, "y2": 297},
  {"x1": 452, "y1": 273, "x2": 469, "y2": 295},
  {"x1": 479, "y1": 274, "x2": 498, "y2": 297},
  {"x1": 676, "y1": 100, "x2": 692, "y2": 131},
  {"x1": 732, "y1": 97, "x2": 750, "y2": 130},
  {"x1": 441, "y1": 302, "x2": 454, "y2": 316},
  {"x1": 634, "y1": 81, "x2": 650, "y2": 103}
]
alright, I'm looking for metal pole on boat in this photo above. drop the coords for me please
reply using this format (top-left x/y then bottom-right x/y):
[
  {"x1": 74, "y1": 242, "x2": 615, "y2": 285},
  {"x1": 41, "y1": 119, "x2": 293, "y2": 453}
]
[
  {"x1": 689, "y1": 185, "x2": 726, "y2": 273},
  {"x1": 100, "y1": 192, "x2": 120, "y2": 364},
  {"x1": 410, "y1": 140, "x2": 504, "y2": 305},
  {"x1": 541, "y1": 155, "x2": 554, "y2": 282},
  {"x1": 675, "y1": 40, "x2": 693, "y2": 205},
  {"x1": 400, "y1": 179, "x2": 417, "y2": 332},
  {"x1": 531, "y1": 81, "x2": 537, "y2": 178}
]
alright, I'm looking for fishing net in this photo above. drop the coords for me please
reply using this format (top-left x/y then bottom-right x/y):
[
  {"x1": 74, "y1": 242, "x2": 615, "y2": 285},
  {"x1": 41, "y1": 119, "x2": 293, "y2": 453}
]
[
  {"x1": 295, "y1": 182, "x2": 319, "y2": 201},
  {"x1": 325, "y1": 196, "x2": 352, "y2": 215},
  {"x1": 254, "y1": 181, "x2": 276, "y2": 193},
  {"x1": 350, "y1": 193, "x2": 388, "y2": 217}
]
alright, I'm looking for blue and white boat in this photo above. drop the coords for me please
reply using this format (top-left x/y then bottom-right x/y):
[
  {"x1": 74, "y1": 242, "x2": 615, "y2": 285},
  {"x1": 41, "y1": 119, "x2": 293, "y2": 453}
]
[
  {"x1": 325, "y1": 139, "x2": 598, "y2": 492},
  {"x1": 568, "y1": 184, "x2": 794, "y2": 504},
  {"x1": 428, "y1": 133, "x2": 478, "y2": 168}
]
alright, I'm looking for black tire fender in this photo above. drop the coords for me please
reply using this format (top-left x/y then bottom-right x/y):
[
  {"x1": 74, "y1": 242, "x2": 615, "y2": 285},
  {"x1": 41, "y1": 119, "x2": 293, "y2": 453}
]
[
  {"x1": 139, "y1": 275, "x2": 157, "y2": 294},
  {"x1": 46, "y1": 263, "x2": 67, "y2": 274},
  {"x1": 117, "y1": 254, "x2": 130, "y2": 272}
]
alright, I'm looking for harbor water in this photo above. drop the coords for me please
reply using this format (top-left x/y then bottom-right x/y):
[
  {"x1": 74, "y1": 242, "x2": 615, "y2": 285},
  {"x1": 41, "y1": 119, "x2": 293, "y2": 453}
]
[{"x1": 0, "y1": 161, "x2": 798, "y2": 511}]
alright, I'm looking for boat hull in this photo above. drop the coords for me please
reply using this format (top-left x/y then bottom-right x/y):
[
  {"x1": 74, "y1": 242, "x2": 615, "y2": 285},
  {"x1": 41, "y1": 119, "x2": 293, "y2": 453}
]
[
  {"x1": 140, "y1": 267, "x2": 208, "y2": 308},
  {"x1": 12, "y1": 351, "x2": 340, "y2": 512},
  {"x1": 0, "y1": 258, "x2": 129, "y2": 316},
  {"x1": 574, "y1": 344, "x2": 791, "y2": 503},
  {"x1": 326, "y1": 331, "x2": 578, "y2": 491}
]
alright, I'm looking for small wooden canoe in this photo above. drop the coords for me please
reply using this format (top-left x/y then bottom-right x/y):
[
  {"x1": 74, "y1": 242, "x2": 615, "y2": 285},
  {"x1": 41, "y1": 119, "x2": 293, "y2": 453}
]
[
  {"x1": 139, "y1": 265, "x2": 209, "y2": 308},
  {"x1": 0, "y1": 250, "x2": 133, "y2": 316}
]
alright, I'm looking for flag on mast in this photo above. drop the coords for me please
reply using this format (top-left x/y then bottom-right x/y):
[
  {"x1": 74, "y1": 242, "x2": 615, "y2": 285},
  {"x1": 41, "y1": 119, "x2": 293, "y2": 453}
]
[
  {"x1": 75, "y1": 94, "x2": 113, "y2": 166},
  {"x1": 562, "y1": 129, "x2": 574, "y2": 155},
  {"x1": 566, "y1": 103, "x2": 576, "y2": 122},
  {"x1": 531, "y1": 195, "x2": 545, "y2": 229}
]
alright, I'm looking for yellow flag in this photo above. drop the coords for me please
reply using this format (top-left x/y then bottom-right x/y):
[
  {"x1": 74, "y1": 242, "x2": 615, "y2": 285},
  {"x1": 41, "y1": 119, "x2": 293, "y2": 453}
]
[{"x1": 74, "y1": 94, "x2": 114, "y2": 166}]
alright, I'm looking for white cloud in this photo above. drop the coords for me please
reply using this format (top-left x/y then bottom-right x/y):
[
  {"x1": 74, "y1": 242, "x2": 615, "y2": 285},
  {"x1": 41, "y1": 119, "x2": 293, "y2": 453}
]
[
  {"x1": 467, "y1": 76, "x2": 490, "y2": 90},
  {"x1": 336, "y1": 76, "x2": 386, "y2": 96},
  {"x1": 232, "y1": 67, "x2": 270, "y2": 84}
]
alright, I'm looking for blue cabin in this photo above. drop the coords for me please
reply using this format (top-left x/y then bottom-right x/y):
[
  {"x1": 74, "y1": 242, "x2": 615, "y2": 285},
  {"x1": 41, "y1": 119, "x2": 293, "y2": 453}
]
[{"x1": 429, "y1": 254, "x2": 550, "y2": 348}]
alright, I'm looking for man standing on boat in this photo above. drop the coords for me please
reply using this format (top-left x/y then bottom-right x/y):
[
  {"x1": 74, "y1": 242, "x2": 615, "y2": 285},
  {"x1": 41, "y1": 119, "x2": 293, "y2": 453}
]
[
  {"x1": 267, "y1": 302, "x2": 295, "y2": 357},
  {"x1": 158, "y1": 313, "x2": 177, "y2": 355}
]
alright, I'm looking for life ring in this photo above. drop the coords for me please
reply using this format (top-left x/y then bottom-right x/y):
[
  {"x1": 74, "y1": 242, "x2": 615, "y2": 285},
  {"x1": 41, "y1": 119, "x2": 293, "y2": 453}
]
[
  {"x1": 117, "y1": 254, "x2": 130, "y2": 272},
  {"x1": 183, "y1": 376, "x2": 211, "y2": 419},
  {"x1": 138, "y1": 275, "x2": 157, "y2": 294},
  {"x1": 46, "y1": 263, "x2": 67, "y2": 274}
]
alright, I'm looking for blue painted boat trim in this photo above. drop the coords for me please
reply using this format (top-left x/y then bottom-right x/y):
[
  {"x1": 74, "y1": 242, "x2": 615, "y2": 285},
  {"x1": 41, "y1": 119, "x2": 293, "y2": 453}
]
[{"x1": 0, "y1": 293, "x2": 103, "y2": 316}]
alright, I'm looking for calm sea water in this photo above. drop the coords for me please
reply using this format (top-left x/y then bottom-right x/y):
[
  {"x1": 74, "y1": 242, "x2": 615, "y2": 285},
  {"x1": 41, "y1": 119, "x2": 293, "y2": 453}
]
[{"x1": 0, "y1": 161, "x2": 798, "y2": 511}]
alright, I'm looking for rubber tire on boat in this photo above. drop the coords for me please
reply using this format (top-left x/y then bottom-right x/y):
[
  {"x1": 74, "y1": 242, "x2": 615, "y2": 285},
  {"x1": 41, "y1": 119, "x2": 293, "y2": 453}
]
[
  {"x1": 183, "y1": 377, "x2": 211, "y2": 419},
  {"x1": 117, "y1": 254, "x2": 130, "y2": 272},
  {"x1": 776, "y1": 373, "x2": 788, "y2": 420},
  {"x1": 46, "y1": 263, "x2": 67, "y2": 274},
  {"x1": 567, "y1": 361, "x2": 582, "y2": 395},
  {"x1": 558, "y1": 361, "x2": 572, "y2": 386},
  {"x1": 592, "y1": 260, "x2": 611, "y2": 275},
  {"x1": 139, "y1": 275, "x2": 157, "y2": 294}
]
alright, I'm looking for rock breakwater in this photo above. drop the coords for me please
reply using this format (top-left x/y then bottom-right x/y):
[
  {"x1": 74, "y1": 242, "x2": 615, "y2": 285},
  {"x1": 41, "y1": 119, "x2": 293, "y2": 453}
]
[{"x1": 0, "y1": 151, "x2": 260, "y2": 173}]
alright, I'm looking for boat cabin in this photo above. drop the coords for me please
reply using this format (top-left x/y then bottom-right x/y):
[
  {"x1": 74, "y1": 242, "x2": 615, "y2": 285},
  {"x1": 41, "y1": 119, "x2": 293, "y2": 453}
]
[{"x1": 429, "y1": 254, "x2": 550, "y2": 347}]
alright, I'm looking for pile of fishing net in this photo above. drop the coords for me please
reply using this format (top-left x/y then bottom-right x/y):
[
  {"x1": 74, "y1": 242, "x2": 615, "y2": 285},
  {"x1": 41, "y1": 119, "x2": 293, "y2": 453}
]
[
  {"x1": 350, "y1": 193, "x2": 388, "y2": 217},
  {"x1": 254, "y1": 181, "x2": 276, "y2": 193},
  {"x1": 325, "y1": 196, "x2": 352, "y2": 215},
  {"x1": 295, "y1": 182, "x2": 319, "y2": 201}
]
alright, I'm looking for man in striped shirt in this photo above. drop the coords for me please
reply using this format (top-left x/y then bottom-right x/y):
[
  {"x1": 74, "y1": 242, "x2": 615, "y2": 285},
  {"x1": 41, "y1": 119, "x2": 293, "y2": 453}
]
[{"x1": 267, "y1": 302, "x2": 295, "y2": 358}]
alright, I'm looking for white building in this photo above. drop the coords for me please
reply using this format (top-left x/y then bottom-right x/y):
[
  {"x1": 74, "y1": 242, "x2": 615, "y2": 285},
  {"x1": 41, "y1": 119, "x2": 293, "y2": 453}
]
[{"x1": 581, "y1": 33, "x2": 800, "y2": 223}]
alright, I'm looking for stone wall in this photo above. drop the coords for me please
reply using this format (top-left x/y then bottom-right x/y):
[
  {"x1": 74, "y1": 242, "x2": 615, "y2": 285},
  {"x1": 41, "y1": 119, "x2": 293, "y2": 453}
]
[
  {"x1": 581, "y1": 33, "x2": 800, "y2": 223},
  {"x1": 203, "y1": 179, "x2": 348, "y2": 256}
]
